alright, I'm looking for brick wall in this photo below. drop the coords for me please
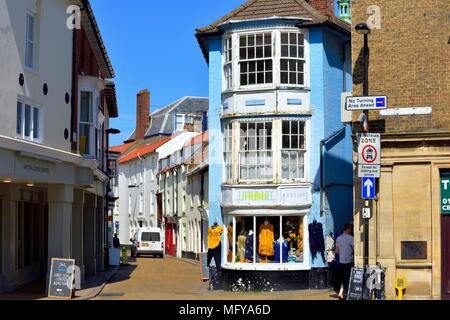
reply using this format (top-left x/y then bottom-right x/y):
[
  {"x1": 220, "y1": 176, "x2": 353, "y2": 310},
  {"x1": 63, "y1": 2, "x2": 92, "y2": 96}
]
[
  {"x1": 136, "y1": 89, "x2": 150, "y2": 140},
  {"x1": 307, "y1": 0, "x2": 335, "y2": 16},
  {"x1": 351, "y1": 0, "x2": 450, "y2": 134}
]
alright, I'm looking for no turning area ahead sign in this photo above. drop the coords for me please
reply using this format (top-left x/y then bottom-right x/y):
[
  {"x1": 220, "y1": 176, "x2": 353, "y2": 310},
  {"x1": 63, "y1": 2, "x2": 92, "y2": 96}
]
[{"x1": 358, "y1": 133, "x2": 381, "y2": 178}]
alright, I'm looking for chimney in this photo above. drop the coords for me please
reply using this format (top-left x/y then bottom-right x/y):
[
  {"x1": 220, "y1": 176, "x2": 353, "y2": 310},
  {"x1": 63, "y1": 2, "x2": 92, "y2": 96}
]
[
  {"x1": 136, "y1": 89, "x2": 150, "y2": 140},
  {"x1": 306, "y1": 0, "x2": 335, "y2": 17}
]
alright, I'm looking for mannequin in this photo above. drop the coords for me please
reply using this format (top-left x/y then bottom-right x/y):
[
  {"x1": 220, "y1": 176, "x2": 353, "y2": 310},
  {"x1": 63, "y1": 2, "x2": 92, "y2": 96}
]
[
  {"x1": 245, "y1": 230, "x2": 254, "y2": 262},
  {"x1": 259, "y1": 218, "x2": 274, "y2": 261},
  {"x1": 237, "y1": 231, "x2": 247, "y2": 262},
  {"x1": 207, "y1": 220, "x2": 223, "y2": 272}
]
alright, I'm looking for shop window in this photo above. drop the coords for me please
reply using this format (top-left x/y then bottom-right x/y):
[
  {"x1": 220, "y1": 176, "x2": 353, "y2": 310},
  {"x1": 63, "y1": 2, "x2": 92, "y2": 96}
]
[
  {"x1": 281, "y1": 120, "x2": 306, "y2": 181},
  {"x1": 239, "y1": 33, "x2": 273, "y2": 86},
  {"x1": 25, "y1": 12, "x2": 36, "y2": 69},
  {"x1": 239, "y1": 122, "x2": 273, "y2": 181},
  {"x1": 226, "y1": 215, "x2": 305, "y2": 266}
]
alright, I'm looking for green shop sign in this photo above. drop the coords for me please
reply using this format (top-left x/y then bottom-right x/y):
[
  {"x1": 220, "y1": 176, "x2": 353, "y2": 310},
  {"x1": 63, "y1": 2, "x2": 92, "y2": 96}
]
[
  {"x1": 239, "y1": 191, "x2": 273, "y2": 201},
  {"x1": 440, "y1": 174, "x2": 450, "y2": 215}
]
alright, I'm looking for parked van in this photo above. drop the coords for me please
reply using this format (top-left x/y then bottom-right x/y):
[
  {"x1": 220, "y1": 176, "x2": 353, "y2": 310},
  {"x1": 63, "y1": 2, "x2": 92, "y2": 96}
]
[{"x1": 131, "y1": 227, "x2": 164, "y2": 258}]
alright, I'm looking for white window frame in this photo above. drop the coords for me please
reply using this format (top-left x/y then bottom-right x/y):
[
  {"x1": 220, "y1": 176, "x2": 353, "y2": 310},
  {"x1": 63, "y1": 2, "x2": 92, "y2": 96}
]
[
  {"x1": 78, "y1": 90, "x2": 97, "y2": 157},
  {"x1": 176, "y1": 114, "x2": 185, "y2": 131},
  {"x1": 280, "y1": 32, "x2": 306, "y2": 86},
  {"x1": 281, "y1": 120, "x2": 307, "y2": 182},
  {"x1": 25, "y1": 12, "x2": 36, "y2": 69},
  {"x1": 238, "y1": 32, "x2": 274, "y2": 88},
  {"x1": 238, "y1": 121, "x2": 273, "y2": 182},
  {"x1": 223, "y1": 28, "x2": 309, "y2": 92},
  {"x1": 16, "y1": 98, "x2": 43, "y2": 143},
  {"x1": 223, "y1": 35, "x2": 233, "y2": 91},
  {"x1": 223, "y1": 122, "x2": 233, "y2": 182},
  {"x1": 139, "y1": 193, "x2": 143, "y2": 215}
]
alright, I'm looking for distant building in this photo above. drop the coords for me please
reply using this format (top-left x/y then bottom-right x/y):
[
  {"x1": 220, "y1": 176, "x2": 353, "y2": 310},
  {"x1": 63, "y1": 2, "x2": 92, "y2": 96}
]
[
  {"x1": 196, "y1": 0, "x2": 353, "y2": 290},
  {"x1": 111, "y1": 93, "x2": 208, "y2": 246}
]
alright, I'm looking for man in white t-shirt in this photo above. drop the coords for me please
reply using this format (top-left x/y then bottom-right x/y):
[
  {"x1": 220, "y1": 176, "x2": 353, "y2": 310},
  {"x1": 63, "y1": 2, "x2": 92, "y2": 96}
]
[{"x1": 335, "y1": 223, "x2": 354, "y2": 299}]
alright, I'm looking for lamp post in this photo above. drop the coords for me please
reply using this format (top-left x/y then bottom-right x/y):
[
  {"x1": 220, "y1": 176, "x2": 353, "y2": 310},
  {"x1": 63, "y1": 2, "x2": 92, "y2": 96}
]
[
  {"x1": 356, "y1": 22, "x2": 371, "y2": 299},
  {"x1": 105, "y1": 128, "x2": 120, "y2": 271}
]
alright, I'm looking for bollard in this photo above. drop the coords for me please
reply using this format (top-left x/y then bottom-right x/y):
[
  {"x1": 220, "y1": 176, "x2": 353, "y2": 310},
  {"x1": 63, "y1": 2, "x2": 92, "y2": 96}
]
[{"x1": 395, "y1": 276, "x2": 407, "y2": 300}]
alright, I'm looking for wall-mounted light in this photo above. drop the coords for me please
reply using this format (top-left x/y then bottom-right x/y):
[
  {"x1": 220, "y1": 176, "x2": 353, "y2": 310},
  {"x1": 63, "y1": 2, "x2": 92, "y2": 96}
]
[
  {"x1": 3, "y1": 179, "x2": 12, "y2": 183},
  {"x1": 26, "y1": 183, "x2": 35, "y2": 187}
]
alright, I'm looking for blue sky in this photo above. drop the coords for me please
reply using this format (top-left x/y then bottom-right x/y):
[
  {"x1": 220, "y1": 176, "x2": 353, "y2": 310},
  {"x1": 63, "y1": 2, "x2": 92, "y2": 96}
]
[
  {"x1": 90, "y1": 0, "x2": 244, "y2": 145},
  {"x1": 90, "y1": 0, "x2": 338, "y2": 146}
]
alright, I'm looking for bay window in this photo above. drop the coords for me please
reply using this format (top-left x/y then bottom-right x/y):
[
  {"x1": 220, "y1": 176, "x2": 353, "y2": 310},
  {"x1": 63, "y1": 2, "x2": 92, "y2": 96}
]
[
  {"x1": 239, "y1": 122, "x2": 272, "y2": 181},
  {"x1": 239, "y1": 33, "x2": 273, "y2": 86},
  {"x1": 281, "y1": 120, "x2": 306, "y2": 180},
  {"x1": 16, "y1": 101, "x2": 41, "y2": 142}
]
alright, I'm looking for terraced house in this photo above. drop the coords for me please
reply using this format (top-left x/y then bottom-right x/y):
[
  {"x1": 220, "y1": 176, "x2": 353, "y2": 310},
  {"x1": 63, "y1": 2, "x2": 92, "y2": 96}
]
[
  {"x1": 196, "y1": 0, "x2": 354, "y2": 290},
  {"x1": 0, "y1": 0, "x2": 118, "y2": 293}
]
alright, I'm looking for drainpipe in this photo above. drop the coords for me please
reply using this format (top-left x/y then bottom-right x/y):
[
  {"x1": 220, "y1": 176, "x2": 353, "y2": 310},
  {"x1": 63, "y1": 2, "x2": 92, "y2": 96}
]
[
  {"x1": 343, "y1": 40, "x2": 351, "y2": 92},
  {"x1": 320, "y1": 127, "x2": 347, "y2": 217}
]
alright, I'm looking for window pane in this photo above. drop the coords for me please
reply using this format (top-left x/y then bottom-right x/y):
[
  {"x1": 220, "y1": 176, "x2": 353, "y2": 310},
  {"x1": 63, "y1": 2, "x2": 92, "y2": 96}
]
[
  {"x1": 24, "y1": 105, "x2": 31, "y2": 137},
  {"x1": 256, "y1": 34, "x2": 263, "y2": 46},
  {"x1": 248, "y1": 73, "x2": 256, "y2": 85},
  {"x1": 17, "y1": 102, "x2": 22, "y2": 135},
  {"x1": 264, "y1": 45, "x2": 272, "y2": 57},
  {"x1": 266, "y1": 72, "x2": 273, "y2": 83},
  {"x1": 25, "y1": 41, "x2": 34, "y2": 68},
  {"x1": 240, "y1": 48, "x2": 247, "y2": 60},
  {"x1": 281, "y1": 45, "x2": 288, "y2": 57},
  {"x1": 26, "y1": 14, "x2": 34, "y2": 42},
  {"x1": 281, "y1": 72, "x2": 288, "y2": 84},
  {"x1": 240, "y1": 35, "x2": 246, "y2": 47},
  {"x1": 281, "y1": 33, "x2": 288, "y2": 44},
  {"x1": 291, "y1": 121, "x2": 299, "y2": 134},
  {"x1": 289, "y1": 72, "x2": 296, "y2": 84},
  {"x1": 290, "y1": 33, "x2": 297, "y2": 45},
  {"x1": 282, "y1": 121, "x2": 290, "y2": 134},
  {"x1": 33, "y1": 108, "x2": 39, "y2": 139},
  {"x1": 248, "y1": 47, "x2": 255, "y2": 59},
  {"x1": 256, "y1": 46, "x2": 263, "y2": 58},
  {"x1": 248, "y1": 35, "x2": 254, "y2": 46},
  {"x1": 80, "y1": 123, "x2": 91, "y2": 155},
  {"x1": 80, "y1": 92, "x2": 92, "y2": 122}
]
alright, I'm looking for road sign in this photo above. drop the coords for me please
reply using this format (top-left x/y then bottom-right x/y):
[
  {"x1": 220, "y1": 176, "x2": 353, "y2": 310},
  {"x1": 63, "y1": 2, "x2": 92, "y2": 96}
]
[
  {"x1": 362, "y1": 207, "x2": 371, "y2": 219},
  {"x1": 440, "y1": 175, "x2": 450, "y2": 215},
  {"x1": 358, "y1": 133, "x2": 381, "y2": 178},
  {"x1": 362, "y1": 177, "x2": 375, "y2": 199},
  {"x1": 346, "y1": 96, "x2": 388, "y2": 111}
]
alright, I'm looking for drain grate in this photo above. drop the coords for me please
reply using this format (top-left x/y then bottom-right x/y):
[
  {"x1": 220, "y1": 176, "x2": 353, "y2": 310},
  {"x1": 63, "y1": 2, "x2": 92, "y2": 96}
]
[{"x1": 99, "y1": 292, "x2": 125, "y2": 297}]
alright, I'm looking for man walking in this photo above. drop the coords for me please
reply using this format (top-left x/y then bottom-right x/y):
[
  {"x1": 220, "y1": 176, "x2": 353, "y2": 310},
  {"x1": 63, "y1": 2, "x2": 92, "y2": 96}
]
[{"x1": 335, "y1": 223, "x2": 354, "y2": 299}]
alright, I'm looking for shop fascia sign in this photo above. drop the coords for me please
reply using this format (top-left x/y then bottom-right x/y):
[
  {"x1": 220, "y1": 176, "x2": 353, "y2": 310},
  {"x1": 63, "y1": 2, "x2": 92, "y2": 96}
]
[{"x1": 440, "y1": 174, "x2": 450, "y2": 215}]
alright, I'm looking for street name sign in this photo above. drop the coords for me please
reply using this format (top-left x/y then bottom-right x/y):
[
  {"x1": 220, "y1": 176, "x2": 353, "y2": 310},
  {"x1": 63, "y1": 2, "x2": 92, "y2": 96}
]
[
  {"x1": 346, "y1": 96, "x2": 388, "y2": 111},
  {"x1": 362, "y1": 177, "x2": 375, "y2": 199},
  {"x1": 440, "y1": 175, "x2": 450, "y2": 215},
  {"x1": 358, "y1": 133, "x2": 381, "y2": 178},
  {"x1": 48, "y1": 258, "x2": 75, "y2": 299}
]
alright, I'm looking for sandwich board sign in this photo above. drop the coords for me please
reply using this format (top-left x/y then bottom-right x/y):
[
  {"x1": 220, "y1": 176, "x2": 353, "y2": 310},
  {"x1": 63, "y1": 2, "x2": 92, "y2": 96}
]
[
  {"x1": 48, "y1": 258, "x2": 75, "y2": 299},
  {"x1": 346, "y1": 96, "x2": 388, "y2": 111},
  {"x1": 358, "y1": 133, "x2": 381, "y2": 178}
]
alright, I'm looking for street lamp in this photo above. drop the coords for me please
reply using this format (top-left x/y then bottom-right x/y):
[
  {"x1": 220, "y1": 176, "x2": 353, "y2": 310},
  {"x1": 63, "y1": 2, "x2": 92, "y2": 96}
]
[
  {"x1": 105, "y1": 128, "x2": 121, "y2": 271},
  {"x1": 356, "y1": 22, "x2": 371, "y2": 298}
]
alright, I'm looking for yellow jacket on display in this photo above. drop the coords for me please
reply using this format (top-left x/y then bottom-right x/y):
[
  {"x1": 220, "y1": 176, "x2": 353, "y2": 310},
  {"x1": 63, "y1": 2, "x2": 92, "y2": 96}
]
[
  {"x1": 208, "y1": 225, "x2": 223, "y2": 249},
  {"x1": 258, "y1": 224, "x2": 274, "y2": 256}
]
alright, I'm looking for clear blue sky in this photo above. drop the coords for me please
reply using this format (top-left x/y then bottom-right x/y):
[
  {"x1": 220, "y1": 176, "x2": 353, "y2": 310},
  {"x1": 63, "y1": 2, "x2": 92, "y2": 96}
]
[
  {"x1": 90, "y1": 0, "x2": 244, "y2": 145},
  {"x1": 90, "y1": 0, "x2": 338, "y2": 146}
]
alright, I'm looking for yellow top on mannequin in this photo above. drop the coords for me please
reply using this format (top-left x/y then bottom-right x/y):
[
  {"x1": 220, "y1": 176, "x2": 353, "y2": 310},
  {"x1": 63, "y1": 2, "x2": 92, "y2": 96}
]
[
  {"x1": 258, "y1": 222, "x2": 274, "y2": 256},
  {"x1": 208, "y1": 225, "x2": 223, "y2": 249}
]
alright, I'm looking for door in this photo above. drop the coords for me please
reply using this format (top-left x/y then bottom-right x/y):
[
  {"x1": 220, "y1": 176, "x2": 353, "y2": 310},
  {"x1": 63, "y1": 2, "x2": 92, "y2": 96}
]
[
  {"x1": 442, "y1": 216, "x2": 450, "y2": 300},
  {"x1": 165, "y1": 224, "x2": 172, "y2": 255},
  {"x1": 156, "y1": 193, "x2": 163, "y2": 227}
]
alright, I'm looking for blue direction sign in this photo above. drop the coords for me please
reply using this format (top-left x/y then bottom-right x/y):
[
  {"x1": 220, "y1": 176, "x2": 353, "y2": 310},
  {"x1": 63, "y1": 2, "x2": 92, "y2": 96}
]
[{"x1": 362, "y1": 177, "x2": 375, "y2": 199}]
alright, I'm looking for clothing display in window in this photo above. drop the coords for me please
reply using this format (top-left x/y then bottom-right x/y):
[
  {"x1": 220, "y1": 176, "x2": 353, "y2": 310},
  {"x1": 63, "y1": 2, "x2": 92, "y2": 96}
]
[
  {"x1": 245, "y1": 232, "x2": 254, "y2": 261},
  {"x1": 258, "y1": 222, "x2": 275, "y2": 257},
  {"x1": 237, "y1": 234, "x2": 247, "y2": 262},
  {"x1": 207, "y1": 224, "x2": 223, "y2": 249},
  {"x1": 297, "y1": 223, "x2": 304, "y2": 252},
  {"x1": 325, "y1": 233, "x2": 336, "y2": 263},
  {"x1": 227, "y1": 223, "x2": 233, "y2": 262},
  {"x1": 308, "y1": 220, "x2": 326, "y2": 263},
  {"x1": 274, "y1": 240, "x2": 288, "y2": 262},
  {"x1": 207, "y1": 245, "x2": 222, "y2": 272}
]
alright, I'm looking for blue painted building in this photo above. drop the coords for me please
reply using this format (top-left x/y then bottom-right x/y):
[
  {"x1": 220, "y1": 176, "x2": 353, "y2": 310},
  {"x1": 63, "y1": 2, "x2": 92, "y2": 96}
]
[{"x1": 196, "y1": 0, "x2": 353, "y2": 290}]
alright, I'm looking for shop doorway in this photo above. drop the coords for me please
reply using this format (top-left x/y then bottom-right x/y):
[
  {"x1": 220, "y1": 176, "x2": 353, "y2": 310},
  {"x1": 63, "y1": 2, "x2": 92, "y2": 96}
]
[
  {"x1": 15, "y1": 192, "x2": 46, "y2": 287},
  {"x1": 442, "y1": 215, "x2": 450, "y2": 300}
]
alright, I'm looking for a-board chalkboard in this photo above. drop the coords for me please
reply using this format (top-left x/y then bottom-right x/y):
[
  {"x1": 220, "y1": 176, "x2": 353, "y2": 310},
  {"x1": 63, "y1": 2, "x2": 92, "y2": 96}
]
[
  {"x1": 48, "y1": 258, "x2": 75, "y2": 299},
  {"x1": 347, "y1": 267, "x2": 365, "y2": 300},
  {"x1": 200, "y1": 252, "x2": 209, "y2": 281}
]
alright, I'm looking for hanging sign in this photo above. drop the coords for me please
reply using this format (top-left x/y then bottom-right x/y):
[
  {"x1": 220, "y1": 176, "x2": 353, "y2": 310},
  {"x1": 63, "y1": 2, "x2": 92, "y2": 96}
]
[{"x1": 440, "y1": 174, "x2": 450, "y2": 215}]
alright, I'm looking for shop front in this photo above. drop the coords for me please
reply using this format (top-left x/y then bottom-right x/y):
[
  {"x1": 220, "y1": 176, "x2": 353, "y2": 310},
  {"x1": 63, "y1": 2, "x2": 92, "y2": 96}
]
[{"x1": 221, "y1": 185, "x2": 313, "y2": 291}]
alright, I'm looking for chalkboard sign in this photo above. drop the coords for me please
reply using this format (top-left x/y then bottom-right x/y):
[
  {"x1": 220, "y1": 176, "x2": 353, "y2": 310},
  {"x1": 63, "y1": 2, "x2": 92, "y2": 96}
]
[
  {"x1": 347, "y1": 267, "x2": 365, "y2": 300},
  {"x1": 200, "y1": 252, "x2": 209, "y2": 281},
  {"x1": 48, "y1": 258, "x2": 75, "y2": 299}
]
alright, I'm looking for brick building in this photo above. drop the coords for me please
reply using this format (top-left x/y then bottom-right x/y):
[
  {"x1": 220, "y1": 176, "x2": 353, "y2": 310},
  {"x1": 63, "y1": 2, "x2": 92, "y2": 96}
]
[{"x1": 351, "y1": 0, "x2": 450, "y2": 299}]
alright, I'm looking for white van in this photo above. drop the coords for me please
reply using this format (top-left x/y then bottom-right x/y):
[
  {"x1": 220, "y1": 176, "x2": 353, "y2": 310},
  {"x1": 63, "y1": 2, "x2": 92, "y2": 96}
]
[{"x1": 132, "y1": 227, "x2": 164, "y2": 258}]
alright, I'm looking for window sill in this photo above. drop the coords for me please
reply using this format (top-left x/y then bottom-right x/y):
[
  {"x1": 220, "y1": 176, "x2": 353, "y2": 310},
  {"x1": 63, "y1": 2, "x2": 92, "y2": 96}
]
[
  {"x1": 15, "y1": 136, "x2": 43, "y2": 146},
  {"x1": 222, "y1": 262, "x2": 310, "y2": 271}
]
